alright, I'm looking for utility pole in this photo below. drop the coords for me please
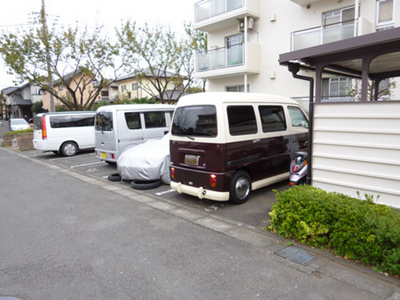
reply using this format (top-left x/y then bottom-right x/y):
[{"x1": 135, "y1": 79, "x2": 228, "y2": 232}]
[{"x1": 41, "y1": 0, "x2": 55, "y2": 112}]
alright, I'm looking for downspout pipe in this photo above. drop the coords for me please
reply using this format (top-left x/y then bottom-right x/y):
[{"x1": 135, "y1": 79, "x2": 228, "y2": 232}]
[{"x1": 288, "y1": 62, "x2": 314, "y2": 185}]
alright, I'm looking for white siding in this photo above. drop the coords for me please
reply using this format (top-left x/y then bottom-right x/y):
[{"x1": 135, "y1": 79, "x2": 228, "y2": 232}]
[{"x1": 312, "y1": 101, "x2": 400, "y2": 208}]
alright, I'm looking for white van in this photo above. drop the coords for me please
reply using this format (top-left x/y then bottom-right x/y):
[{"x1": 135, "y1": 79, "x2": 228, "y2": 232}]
[
  {"x1": 33, "y1": 111, "x2": 95, "y2": 156},
  {"x1": 94, "y1": 104, "x2": 175, "y2": 163},
  {"x1": 170, "y1": 92, "x2": 309, "y2": 204}
]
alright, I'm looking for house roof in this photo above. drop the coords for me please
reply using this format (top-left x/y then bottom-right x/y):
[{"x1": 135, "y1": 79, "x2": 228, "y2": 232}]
[
  {"x1": 116, "y1": 68, "x2": 178, "y2": 82},
  {"x1": 2, "y1": 86, "x2": 19, "y2": 95},
  {"x1": 12, "y1": 94, "x2": 32, "y2": 106}
]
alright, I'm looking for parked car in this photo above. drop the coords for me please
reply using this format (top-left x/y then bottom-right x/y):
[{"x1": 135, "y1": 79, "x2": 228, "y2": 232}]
[
  {"x1": 115, "y1": 133, "x2": 170, "y2": 189},
  {"x1": 9, "y1": 118, "x2": 31, "y2": 131},
  {"x1": 33, "y1": 112, "x2": 95, "y2": 156},
  {"x1": 169, "y1": 92, "x2": 309, "y2": 204},
  {"x1": 94, "y1": 104, "x2": 175, "y2": 164}
]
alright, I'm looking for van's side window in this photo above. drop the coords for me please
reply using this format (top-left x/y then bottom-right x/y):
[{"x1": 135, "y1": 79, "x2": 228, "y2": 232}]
[
  {"x1": 50, "y1": 115, "x2": 94, "y2": 128},
  {"x1": 227, "y1": 106, "x2": 257, "y2": 136},
  {"x1": 125, "y1": 112, "x2": 141, "y2": 130},
  {"x1": 144, "y1": 112, "x2": 166, "y2": 128},
  {"x1": 95, "y1": 112, "x2": 113, "y2": 131},
  {"x1": 72, "y1": 115, "x2": 95, "y2": 127},
  {"x1": 259, "y1": 106, "x2": 286, "y2": 132},
  {"x1": 288, "y1": 106, "x2": 308, "y2": 128}
]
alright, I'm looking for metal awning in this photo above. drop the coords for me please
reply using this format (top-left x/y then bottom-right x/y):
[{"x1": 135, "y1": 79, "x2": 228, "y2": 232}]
[{"x1": 279, "y1": 27, "x2": 400, "y2": 102}]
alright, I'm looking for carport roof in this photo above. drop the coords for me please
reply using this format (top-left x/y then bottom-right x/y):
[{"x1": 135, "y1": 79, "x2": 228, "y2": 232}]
[{"x1": 279, "y1": 27, "x2": 400, "y2": 80}]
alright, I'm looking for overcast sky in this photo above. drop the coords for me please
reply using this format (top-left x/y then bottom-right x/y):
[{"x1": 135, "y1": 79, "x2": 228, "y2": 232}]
[{"x1": 0, "y1": 0, "x2": 196, "y2": 89}]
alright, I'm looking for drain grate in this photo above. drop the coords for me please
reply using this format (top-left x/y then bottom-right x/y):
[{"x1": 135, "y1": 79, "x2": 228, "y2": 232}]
[{"x1": 275, "y1": 246, "x2": 316, "y2": 265}]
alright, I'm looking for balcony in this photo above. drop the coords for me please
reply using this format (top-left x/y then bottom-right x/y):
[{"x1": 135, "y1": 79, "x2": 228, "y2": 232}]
[
  {"x1": 195, "y1": 43, "x2": 260, "y2": 79},
  {"x1": 291, "y1": 18, "x2": 374, "y2": 51},
  {"x1": 194, "y1": 0, "x2": 260, "y2": 32},
  {"x1": 290, "y1": 0, "x2": 321, "y2": 5}
]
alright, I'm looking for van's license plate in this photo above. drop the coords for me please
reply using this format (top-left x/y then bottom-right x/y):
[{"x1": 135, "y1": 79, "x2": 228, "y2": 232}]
[
  {"x1": 185, "y1": 154, "x2": 199, "y2": 165},
  {"x1": 101, "y1": 152, "x2": 106, "y2": 159}
]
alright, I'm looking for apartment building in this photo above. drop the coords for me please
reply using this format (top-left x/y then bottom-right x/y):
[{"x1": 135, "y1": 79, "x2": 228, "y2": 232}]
[{"x1": 194, "y1": 0, "x2": 399, "y2": 106}]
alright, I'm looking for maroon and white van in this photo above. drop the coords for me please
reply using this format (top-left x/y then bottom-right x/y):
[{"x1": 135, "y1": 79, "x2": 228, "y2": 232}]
[{"x1": 169, "y1": 92, "x2": 308, "y2": 204}]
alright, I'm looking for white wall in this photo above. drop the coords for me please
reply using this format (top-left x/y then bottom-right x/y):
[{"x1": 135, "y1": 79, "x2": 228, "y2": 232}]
[{"x1": 312, "y1": 101, "x2": 400, "y2": 208}]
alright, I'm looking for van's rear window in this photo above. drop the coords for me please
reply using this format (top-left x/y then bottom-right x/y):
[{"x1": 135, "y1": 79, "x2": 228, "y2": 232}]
[
  {"x1": 172, "y1": 105, "x2": 217, "y2": 137},
  {"x1": 95, "y1": 112, "x2": 113, "y2": 131},
  {"x1": 34, "y1": 116, "x2": 42, "y2": 130}
]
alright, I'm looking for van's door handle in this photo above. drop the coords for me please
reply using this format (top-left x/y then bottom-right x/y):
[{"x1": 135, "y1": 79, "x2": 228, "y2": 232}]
[{"x1": 253, "y1": 139, "x2": 261, "y2": 143}]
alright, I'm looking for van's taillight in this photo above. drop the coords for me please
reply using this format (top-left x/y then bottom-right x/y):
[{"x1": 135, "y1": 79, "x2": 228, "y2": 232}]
[
  {"x1": 111, "y1": 154, "x2": 115, "y2": 160},
  {"x1": 170, "y1": 167, "x2": 175, "y2": 178},
  {"x1": 42, "y1": 116, "x2": 47, "y2": 140},
  {"x1": 210, "y1": 174, "x2": 217, "y2": 187},
  {"x1": 292, "y1": 165, "x2": 299, "y2": 172}
]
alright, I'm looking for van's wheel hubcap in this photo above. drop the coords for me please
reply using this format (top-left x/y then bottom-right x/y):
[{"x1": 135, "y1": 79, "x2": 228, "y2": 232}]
[{"x1": 235, "y1": 177, "x2": 250, "y2": 200}]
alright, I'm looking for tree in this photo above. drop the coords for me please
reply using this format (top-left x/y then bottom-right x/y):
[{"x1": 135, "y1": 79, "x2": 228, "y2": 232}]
[
  {"x1": 349, "y1": 79, "x2": 397, "y2": 101},
  {"x1": 116, "y1": 22, "x2": 207, "y2": 103},
  {"x1": 0, "y1": 22, "x2": 124, "y2": 111},
  {"x1": 31, "y1": 100, "x2": 44, "y2": 114}
]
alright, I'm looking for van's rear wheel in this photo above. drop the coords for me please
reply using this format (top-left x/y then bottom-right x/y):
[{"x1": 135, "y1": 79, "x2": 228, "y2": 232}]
[
  {"x1": 229, "y1": 171, "x2": 251, "y2": 204},
  {"x1": 61, "y1": 142, "x2": 78, "y2": 156}
]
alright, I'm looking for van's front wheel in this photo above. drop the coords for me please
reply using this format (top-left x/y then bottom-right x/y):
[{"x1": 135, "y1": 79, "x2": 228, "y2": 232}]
[
  {"x1": 229, "y1": 171, "x2": 251, "y2": 204},
  {"x1": 61, "y1": 141, "x2": 78, "y2": 156}
]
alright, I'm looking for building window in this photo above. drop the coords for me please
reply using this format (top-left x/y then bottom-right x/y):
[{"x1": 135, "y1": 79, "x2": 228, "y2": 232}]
[
  {"x1": 121, "y1": 85, "x2": 126, "y2": 92},
  {"x1": 101, "y1": 91, "x2": 109, "y2": 97},
  {"x1": 59, "y1": 85, "x2": 63, "y2": 91},
  {"x1": 323, "y1": 6, "x2": 356, "y2": 26},
  {"x1": 226, "y1": 85, "x2": 250, "y2": 92},
  {"x1": 322, "y1": 77, "x2": 352, "y2": 100},
  {"x1": 132, "y1": 83, "x2": 138, "y2": 90},
  {"x1": 376, "y1": 0, "x2": 394, "y2": 30}
]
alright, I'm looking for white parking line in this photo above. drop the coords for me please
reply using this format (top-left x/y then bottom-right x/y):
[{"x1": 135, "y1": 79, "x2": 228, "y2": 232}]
[
  {"x1": 70, "y1": 161, "x2": 106, "y2": 168},
  {"x1": 155, "y1": 189, "x2": 175, "y2": 196},
  {"x1": 49, "y1": 153, "x2": 95, "y2": 162}
]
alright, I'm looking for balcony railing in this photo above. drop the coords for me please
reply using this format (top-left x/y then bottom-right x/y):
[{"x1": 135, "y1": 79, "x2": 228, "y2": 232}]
[
  {"x1": 197, "y1": 45, "x2": 244, "y2": 72},
  {"x1": 292, "y1": 20, "x2": 356, "y2": 51},
  {"x1": 196, "y1": 0, "x2": 244, "y2": 22}
]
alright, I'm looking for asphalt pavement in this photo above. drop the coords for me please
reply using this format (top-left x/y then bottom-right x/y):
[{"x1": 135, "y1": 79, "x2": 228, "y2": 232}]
[{"x1": 0, "y1": 146, "x2": 399, "y2": 299}]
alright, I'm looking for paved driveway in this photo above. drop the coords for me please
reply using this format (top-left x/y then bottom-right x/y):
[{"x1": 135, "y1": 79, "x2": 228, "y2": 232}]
[{"x1": 25, "y1": 149, "x2": 288, "y2": 230}]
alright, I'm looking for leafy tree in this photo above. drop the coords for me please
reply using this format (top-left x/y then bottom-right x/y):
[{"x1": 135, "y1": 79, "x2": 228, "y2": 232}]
[
  {"x1": 0, "y1": 19, "x2": 124, "y2": 111},
  {"x1": 31, "y1": 100, "x2": 44, "y2": 114},
  {"x1": 117, "y1": 22, "x2": 207, "y2": 103},
  {"x1": 349, "y1": 79, "x2": 397, "y2": 101}
]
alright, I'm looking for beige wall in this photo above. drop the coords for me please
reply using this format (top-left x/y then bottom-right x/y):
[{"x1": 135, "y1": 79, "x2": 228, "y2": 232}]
[
  {"x1": 117, "y1": 76, "x2": 175, "y2": 100},
  {"x1": 42, "y1": 74, "x2": 94, "y2": 110}
]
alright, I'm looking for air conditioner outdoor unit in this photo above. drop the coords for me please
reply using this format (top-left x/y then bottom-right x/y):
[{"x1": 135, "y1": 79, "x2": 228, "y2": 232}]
[
  {"x1": 248, "y1": 17, "x2": 255, "y2": 30},
  {"x1": 238, "y1": 17, "x2": 255, "y2": 31},
  {"x1": 238, "y1": 19, "x2": 245, "y2": 32}
]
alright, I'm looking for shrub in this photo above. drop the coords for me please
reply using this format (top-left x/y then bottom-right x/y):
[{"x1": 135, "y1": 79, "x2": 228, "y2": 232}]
[
  {"x1": 267, "y1": 185, "x2": 400, "y2": 276},
  {"x1": 5, "y1": 128, "x2": 33, "y2": 134}
]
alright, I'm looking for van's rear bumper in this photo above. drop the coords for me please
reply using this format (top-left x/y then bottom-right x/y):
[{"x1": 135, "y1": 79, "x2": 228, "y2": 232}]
[
  {"x1": 95, "y1": 148, "x2": 117, "y2": 163},
  {"x1": 170, "y1": 181, "x2": 230, "y2": 201}
]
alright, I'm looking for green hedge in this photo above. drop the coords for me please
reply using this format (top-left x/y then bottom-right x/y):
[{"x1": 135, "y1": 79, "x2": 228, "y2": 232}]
[
  {"x1": 267, "y1": 185, "x2": 400, "y2": 276},
  {"x1": 5, "y1": 128, "x2": 33, "y2": 135}
]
